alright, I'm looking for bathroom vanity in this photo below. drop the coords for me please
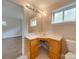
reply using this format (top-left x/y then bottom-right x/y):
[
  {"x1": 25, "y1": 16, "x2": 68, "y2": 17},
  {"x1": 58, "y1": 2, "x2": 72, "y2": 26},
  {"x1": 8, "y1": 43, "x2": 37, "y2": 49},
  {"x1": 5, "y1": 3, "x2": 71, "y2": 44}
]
[{"x1": 24, "y1": 33, "x2": 67, "y2": 59}]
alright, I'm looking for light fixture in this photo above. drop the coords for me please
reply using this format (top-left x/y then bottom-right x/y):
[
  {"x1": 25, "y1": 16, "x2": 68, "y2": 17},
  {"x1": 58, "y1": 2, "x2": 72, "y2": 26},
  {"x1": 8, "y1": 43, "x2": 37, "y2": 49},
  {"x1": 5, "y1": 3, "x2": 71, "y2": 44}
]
[
  {"x1": 24, "y1": 2, "x2": 47, "y2": 17},
  {"x1": 26, "y1": 3, "x2": 30, "y2": 7},
  {"x1": 43, "y1": 12, "x2": 47, "y2": 16},
  {"x1": 25, "y1": 3, "x2": 39, "y2": 13}
]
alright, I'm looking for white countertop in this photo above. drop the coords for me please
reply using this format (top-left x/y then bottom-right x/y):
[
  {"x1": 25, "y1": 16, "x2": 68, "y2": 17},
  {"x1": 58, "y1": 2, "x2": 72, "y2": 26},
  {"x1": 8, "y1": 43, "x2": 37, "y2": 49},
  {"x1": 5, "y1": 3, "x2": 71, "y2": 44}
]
[{"x1": 25, "y1": 33, "x2": 63, "y2": 41}]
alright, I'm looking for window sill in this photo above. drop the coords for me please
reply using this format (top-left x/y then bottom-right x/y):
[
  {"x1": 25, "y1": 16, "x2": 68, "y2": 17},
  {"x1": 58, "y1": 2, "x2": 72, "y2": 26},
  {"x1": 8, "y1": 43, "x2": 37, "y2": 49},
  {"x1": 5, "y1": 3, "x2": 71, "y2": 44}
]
[{"x1": 51, "y1": 21, "x2": 76, "y2": 25}]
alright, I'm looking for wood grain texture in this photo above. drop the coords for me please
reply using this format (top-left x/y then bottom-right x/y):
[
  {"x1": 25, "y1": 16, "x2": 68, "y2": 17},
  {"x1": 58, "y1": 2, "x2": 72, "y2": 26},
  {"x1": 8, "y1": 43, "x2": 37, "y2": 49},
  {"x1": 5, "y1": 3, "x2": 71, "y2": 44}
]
[{"x1": 24, "y1": 37, "x2": 63, "y2": 59}]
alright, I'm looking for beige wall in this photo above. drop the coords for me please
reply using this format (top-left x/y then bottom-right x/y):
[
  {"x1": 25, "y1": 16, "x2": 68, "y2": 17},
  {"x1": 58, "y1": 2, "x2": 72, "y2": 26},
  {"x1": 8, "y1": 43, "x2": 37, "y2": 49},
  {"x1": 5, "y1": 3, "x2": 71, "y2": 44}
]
[{"x1": 28, "y1": 1, "x2": 76, "y2": 41}]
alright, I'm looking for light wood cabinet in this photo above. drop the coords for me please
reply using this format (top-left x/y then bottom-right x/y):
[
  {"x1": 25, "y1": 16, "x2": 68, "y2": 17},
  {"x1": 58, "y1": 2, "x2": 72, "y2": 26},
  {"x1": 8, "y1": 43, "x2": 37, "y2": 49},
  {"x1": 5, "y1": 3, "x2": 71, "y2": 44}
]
[
  {"x1": 48, "y1": 38, "x2": 61, "y2": 59},
  {"x1": 24, "y1": 37, "x2": 63, "y2": 59},
  {"x1": 24, "y1": 38, "x2": 30, "y2": 59}
]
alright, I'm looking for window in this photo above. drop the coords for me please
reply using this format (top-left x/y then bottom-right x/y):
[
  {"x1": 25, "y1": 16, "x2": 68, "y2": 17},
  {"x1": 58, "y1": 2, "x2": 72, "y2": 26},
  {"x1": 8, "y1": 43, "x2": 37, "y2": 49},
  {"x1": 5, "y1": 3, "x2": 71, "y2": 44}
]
[
  {"x1": 54, "y1": 11, "x2": 63, "y2": 23},
  {"x1": 52, "y1": 6, "x2": 76, "y2": 24},
  {"x1": 30, "y1": 18, "x2": 37, "y2": 27},
  {"x1": 64, "y1": 8, "x2": 76, "y2": 21}
]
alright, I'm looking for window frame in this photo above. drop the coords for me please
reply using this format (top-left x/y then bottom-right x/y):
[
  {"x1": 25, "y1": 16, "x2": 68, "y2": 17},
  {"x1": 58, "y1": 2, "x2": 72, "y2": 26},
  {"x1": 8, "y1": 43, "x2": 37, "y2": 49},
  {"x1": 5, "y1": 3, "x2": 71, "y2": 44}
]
[
  {"x1": 63, "y1": 7, "x2": 76, "y2": 22},
  {"x1": 30, "y1": 17, "x2": 37, "y2": 27},
  {"x1": 53, "y1": 11, "x2": 64, "y2": 23},
  {"x1": 51, "y1": 3, "x2": 76, "y2": 24}
]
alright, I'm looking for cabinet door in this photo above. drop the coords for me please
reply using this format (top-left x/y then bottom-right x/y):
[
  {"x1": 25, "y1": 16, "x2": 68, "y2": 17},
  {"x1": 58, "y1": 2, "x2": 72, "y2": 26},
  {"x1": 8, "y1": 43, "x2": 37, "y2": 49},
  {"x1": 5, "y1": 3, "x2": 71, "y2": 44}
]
[
  {"x1": 49, "y1": 40, "x2": 61, "y2": 54},
  {"x1": 48, "y1": 39, "x2": 61, "y2": 59},
  {"x1": 30, "y1": 39, "x2": 40, "y2": 59},
  {"x1": 24, "y1": 38, "x2": 31, "y2": 59}
]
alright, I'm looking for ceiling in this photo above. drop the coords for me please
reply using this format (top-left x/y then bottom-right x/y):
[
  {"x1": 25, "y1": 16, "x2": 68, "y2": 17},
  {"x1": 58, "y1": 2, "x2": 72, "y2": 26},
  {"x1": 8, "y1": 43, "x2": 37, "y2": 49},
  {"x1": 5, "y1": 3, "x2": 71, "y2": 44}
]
[
  {"x1": 11, "y1": 0, "x2": 75, "y2": 18},
  {"x1": 3, "y1": 0, "x2": 76, "y2": 20},
  {"x1": 11, "y1": 0, "x2": 59, "y2": 10},
  {"x1": 9, "y1": 0, "x2": 60, "y2": 19}
]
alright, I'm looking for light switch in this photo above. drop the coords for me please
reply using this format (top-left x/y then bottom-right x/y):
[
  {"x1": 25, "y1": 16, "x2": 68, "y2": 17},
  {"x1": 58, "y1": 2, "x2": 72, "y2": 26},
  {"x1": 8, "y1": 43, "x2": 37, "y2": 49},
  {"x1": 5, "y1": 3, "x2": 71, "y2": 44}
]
[{"x1": 2, "y1": 21, "x2": 7, "y2": 26}]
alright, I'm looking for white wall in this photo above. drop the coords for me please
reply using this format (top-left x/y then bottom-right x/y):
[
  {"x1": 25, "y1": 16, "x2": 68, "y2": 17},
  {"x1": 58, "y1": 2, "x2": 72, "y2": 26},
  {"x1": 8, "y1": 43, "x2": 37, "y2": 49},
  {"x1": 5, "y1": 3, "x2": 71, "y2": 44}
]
[
  {"x1": 2, "y1": 18, "x2": 22, "y2": 38},
  {"x1": 2, "y1": 0, "x2": 24, "y2": 38}
]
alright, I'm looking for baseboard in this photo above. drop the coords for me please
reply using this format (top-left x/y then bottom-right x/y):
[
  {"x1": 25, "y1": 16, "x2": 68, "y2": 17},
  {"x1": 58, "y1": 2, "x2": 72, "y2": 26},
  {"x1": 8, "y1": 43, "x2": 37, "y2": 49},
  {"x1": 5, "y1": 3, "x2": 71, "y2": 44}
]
[
  {"x1": 16, "y1": 56, "x2": 27, "y2": 59},
  {"x1": 2, "y1": 35, "x2": 22, "y2": 39}
]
